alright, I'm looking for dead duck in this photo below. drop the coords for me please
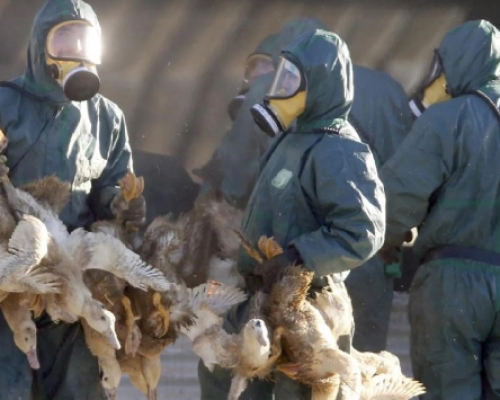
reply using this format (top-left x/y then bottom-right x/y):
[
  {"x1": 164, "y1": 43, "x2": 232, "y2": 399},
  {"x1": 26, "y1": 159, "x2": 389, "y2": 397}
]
[
  {"x1": 238, "y1": 235, "x2": 424, "y2": 400},
  {"x1": 82, "y1": 319, "x2": 122, "y2": 400},
  {"x1": 119, "y1": 282, "x2": 247, "y2": 400},
  {"x1": 78, "y1": 172, "x2": 175, "y2": 399},
  {"x1": 141, "y1": 188, "x2": 245, "y2": 289},
  {"x1": 0, "y1": 159, "x2": 162, "y2": 350},
  {"x1": 0, "y1": 292, "x2": 41, "y2": 370},
  {"x1": 264, "y1": 265, "x2": 362, "y2": 400},
  {"x1": 227, "y1": 291, "x2": 285, "y2": 400},
  {"x1": 178, "y1": 282, "x2": 284, "y2": 400}
]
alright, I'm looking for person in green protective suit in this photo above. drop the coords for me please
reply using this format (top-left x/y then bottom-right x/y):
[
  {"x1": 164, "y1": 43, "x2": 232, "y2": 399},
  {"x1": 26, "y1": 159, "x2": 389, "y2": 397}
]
[
  {"x1": 380, "y1": 19, "x2": 500, "y2": 400},
  {"x1": 0, "y1": 0, "x2": 145, "y2": 399},
  {"x1": 193, "y1": 36, "x2": 278, "y2": 208},
  {"x1": 345, "y1": 65, "x2": 413, "y2": 352},
  {"x1": 199, "y1": 28, "x2": 385, "y2": 400},
  {"x1": 195, "y1": 16, "x2": 412, "y2": 353}
]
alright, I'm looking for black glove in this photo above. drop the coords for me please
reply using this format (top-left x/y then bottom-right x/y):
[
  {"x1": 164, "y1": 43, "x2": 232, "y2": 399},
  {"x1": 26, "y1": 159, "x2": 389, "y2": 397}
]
[
  {"x1": 378, "y1": 243, "x2": 401, "y2": 265},
  {"x1": 255, "y1": 245, "x2": 303, "y2": 293},
  {"x1": 110, "y1": 194, "x2": 146, "y2": 230},
  {"x1": 379, "y1": 230, "x2": 414, "y2": 265}
]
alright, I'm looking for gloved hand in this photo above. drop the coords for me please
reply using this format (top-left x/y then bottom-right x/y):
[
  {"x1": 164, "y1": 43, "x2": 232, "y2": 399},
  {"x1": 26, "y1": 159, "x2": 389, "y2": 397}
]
[
  {"x1": 379, "y1": 230, "x2": 414, "y2": 265},
  {"x1": 378, "y1": 243, "x2": 401, "y2": 265},
  {"x1": 255, "y1": 245, "x2": 303, "y2": 293},
  {"x1": 110, "y1": 193, "x2": 146, "y2": 231}
]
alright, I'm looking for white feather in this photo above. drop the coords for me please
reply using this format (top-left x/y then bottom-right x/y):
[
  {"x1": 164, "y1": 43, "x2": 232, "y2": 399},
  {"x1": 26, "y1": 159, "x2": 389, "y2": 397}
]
[
  {"x1": 2, "y1": 183, "x2": 69, "y2": 245},
  {"x1": 362, "y1": 374, "x2": 426, "y2": 400},
  {"x1": 67, "y1": 229, "x2": 172, "y2": 292},
  {"x1": 0, "y1": 216, "x2": 59, "y2": 294},
  {"x1": 207, "y1": 256, "x2": 245, "y2": 287},
  {"x1": 187, "y1": 283, "x2": 247, "y2": 315},
  {"x1": 181, "y1": 307, "x2": 221, "y2": 342}
]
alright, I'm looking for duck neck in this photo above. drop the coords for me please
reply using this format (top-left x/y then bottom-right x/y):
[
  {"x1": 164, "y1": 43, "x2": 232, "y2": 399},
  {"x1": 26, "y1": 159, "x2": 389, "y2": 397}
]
[{"x1": 241, "y1": 333, "x2": 269, "y2": 367}]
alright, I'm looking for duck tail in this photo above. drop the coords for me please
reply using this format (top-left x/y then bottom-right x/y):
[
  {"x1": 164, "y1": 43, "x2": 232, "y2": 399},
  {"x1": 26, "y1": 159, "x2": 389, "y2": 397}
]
[
  {"x1": 362, "y1": 374, "x2": 426, "y2": 400},
  {"x1": 188, "y1": 281, "x2": 248, "y2": 315}
]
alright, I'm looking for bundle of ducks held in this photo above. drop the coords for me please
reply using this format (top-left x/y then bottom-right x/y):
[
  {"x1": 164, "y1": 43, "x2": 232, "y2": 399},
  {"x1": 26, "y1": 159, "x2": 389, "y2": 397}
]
[{"x1": 0, "y1": 151, "x2": 426, "y2": 400}]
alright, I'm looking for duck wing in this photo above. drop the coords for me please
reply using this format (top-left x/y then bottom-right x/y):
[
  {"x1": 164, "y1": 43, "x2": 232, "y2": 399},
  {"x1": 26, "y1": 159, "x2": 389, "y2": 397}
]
[
  {"x1": 0, "y1": 215, "x2": 60, "y2": 294},
  {"x1": 67, "y1": 229, "x2": 172, "y2": 292},
  {"x1": 362, "y1": 374, "x2": 426, "y2": 400},
  {"x1": 188, "y1": 282, "x2": 247, "y2": 315}
]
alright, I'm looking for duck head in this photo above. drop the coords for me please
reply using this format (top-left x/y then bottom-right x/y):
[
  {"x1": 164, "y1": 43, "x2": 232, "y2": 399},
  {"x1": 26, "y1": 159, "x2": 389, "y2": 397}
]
[
  {"x1": 242, "y1": 319, "x2": 270, "y2": 352},
  {"x1": 14, "y1": 319, "x2": 40, "y2": 369},
  {"x1": 82, "y1": 299, "x2": 120, "y2": 349},
  {"x1": 98, "y1": 358, "x2": 121, "y2": 400}
]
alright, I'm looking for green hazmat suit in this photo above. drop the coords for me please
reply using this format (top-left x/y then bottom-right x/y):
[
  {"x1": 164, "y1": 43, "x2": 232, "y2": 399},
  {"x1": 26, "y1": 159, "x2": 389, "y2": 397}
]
[
  {"x1": 201, "y1": 29, "x2": 385, "y2": 400},
  {"x1": 0, "y1": 0, "x2": 132, "y2": 399},
  {"x1": 1, "y1": 0, "x2": 131, "y2": 231},
  {"x1": 345, "y1": 65, "x2": 413, "y2": 352},
  {"x1": 198, "y1": 17, "x2": 412, "y2": 356},
  {"x1": 380, "y1": 19, "x2": 500, "y2": 400},
  {"x1": 238, "y1": 29, "x2": 385, "y2": 288}
]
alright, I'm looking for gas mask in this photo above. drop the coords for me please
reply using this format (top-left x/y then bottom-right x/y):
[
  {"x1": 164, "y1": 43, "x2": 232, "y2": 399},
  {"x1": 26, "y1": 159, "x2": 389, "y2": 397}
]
[
  {"x1": 409, "y1": 50, "x2": 451, "y2": 118},
  {"x1": 45, "y1": 20, "x2": 101, "y2": 101},
  {"x1": 250, "y1": 56, "x2": 306, "y2": 137},
  {"x1": 227, "y1": 53, "x2": 275, "y2": 122}
]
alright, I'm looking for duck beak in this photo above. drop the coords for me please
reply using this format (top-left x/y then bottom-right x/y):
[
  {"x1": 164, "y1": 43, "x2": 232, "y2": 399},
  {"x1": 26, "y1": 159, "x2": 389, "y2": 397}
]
[
  {"x1": 105, "y1": 388, "x2": 117, "y2": 400},
  {"x1": 104, "y1": 328, "x2": 121, "y2": 350},
  {"x1": 147, "y1": 386, "x2": 158, "y2": 400},
  {"x1": 27, "y1": 346, "x2": 40, "y2": 370}
]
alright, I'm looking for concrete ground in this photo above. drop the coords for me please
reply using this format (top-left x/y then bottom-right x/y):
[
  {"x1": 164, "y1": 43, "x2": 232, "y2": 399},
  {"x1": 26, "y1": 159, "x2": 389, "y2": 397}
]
[{"x1": 119, "y1": 292, "x2": 413, "y2": 400}]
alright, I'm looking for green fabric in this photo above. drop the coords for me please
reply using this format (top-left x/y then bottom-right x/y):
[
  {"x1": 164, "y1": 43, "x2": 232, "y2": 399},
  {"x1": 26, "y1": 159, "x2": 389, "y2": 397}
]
[
  {"x1": 198, "y1": 73, "x2": 275, "y2": 209},
  {"x1": 199, "y1": 18, "x2": 333, "y2": 208},
  {"x1": 381, "y1": 20, "x2": 500, "y2": 257},
  {"x1": 0, "y1": 0, "x2": 132, "y2": 230},
  {"x1": 33, "y1": 314, "x2": 107, "y2": 400},
  {"x1": 0, "y1": 1, "x2": 131, "y2": 398},
  {"x1": 271, "y1": 18, "x2": 328, "y2": 63},
  {"x1": 381, "y1": 19, "x2": 500, "y2": 400},
  {"x1": 439, "y1": 20, "x2": 500, "y2": 98},
  {"x1": 344, "y1": 256, "x2": 393, "y2": 352},
  {"x1": 251, "y1": 33, "x2": 280, "y2": 60},
  {"x1": 283, "y1": 30, "x2": 353, "y2": 132},
  {"x1": 410, "y1": 261, "x2": 500, "y2": 400},
  {"x1": 344, "y1": 66, "x2": 411, "y2": 352},
  {"x1": 350, "y1": 65, "x2": 413, "y2": 167},
  {"x1": 238, "y1": 30, "x2": 385, "y2": 287},
  {"x1": 206, "y1": 19, "x2": 409, "y2": 353}
]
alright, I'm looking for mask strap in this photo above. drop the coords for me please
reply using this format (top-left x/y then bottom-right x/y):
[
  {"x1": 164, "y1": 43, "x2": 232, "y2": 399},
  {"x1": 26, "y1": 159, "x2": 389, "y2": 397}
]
[{"x1": 0, "y1": 81, "x2": 51, "y2": 103}]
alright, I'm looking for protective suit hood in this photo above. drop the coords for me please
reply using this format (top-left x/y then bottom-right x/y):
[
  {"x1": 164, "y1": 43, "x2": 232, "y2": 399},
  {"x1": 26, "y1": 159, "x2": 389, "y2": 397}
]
[
  {"x1": 271, "y1": 17, "x2": 328, "y2": 63},
  {"x1": 282, "y1": 29, "x2": 353, "y2": 131},
  {"x1": 23, "y1": 0, "x2": 101, "y2": 104},
  {"x1": 251, "y1": 33, "x2": 279, "y2": 60},
  {"x1": 439, "y1": 20, "x2": 500, "y2": 97}
]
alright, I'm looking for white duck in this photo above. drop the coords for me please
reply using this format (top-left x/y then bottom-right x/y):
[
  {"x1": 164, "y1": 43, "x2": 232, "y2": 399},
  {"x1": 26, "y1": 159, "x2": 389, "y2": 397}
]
[
  {"x1": 180, "y1": 282, "x2": 284, "y2": 400},
  {"x1": 0, "y1": 156, "x2": 172, "y2": 349}
]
